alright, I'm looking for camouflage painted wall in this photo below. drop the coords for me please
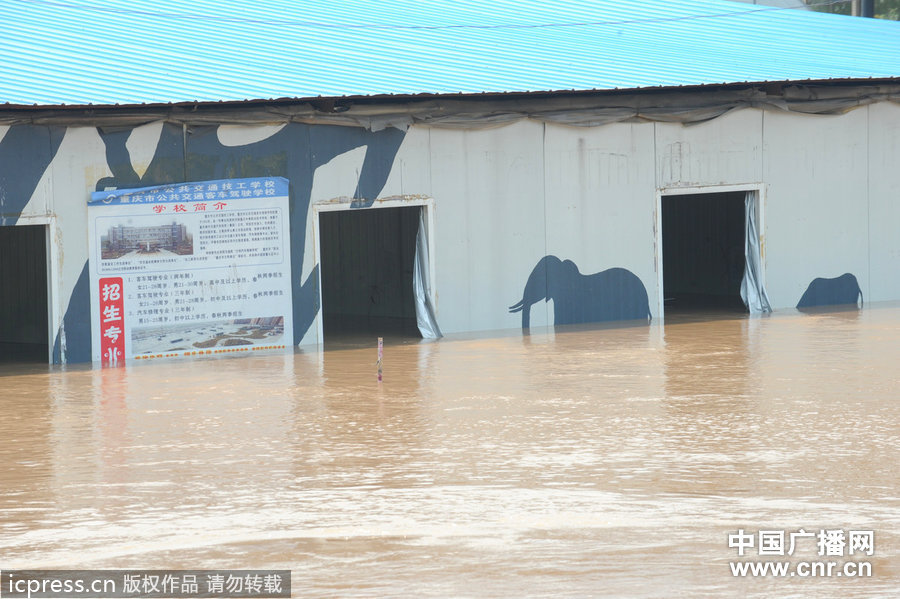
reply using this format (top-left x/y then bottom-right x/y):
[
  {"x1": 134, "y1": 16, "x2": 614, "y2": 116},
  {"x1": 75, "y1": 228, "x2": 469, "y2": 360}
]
[
  {"x1": 2, "y1": 100, "x2": 899, "y2": 364},
  {"x1": 1, "y1": 121, "x2": 404, "y2": 362}
]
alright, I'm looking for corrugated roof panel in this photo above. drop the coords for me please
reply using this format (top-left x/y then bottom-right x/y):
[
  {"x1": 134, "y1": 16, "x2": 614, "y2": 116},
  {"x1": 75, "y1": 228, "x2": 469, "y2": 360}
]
[{"x1": 1, "y1": 0, "x2": 898, "y2": 106}]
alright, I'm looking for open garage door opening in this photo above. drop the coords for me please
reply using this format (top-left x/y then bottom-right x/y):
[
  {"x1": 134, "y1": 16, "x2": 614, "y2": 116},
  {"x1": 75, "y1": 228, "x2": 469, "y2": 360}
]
[
  {"x1": 662, "y1": 192, "x2": 748, "y2": 318},
  {"x1": 0, "y1": 225, "x2": 49, "y2": 363},
  {"x1": 319, "y1": 205, "x2": 423, "y2": 345}
]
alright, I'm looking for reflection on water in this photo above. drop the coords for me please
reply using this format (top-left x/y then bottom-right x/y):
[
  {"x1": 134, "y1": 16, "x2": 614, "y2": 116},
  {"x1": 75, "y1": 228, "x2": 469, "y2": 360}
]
[{"x1": 1, "y1": 305, "x2": 899, "y2": 597}]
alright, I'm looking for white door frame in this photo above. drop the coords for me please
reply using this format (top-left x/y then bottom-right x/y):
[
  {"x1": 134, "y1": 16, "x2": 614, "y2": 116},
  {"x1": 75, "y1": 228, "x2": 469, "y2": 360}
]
[
  {"x1": 311, "y1": 197, "x2": 436, "y2": 344},
  {"x1": 654, "y1": 184, "x2": 766, "y2": 321}
]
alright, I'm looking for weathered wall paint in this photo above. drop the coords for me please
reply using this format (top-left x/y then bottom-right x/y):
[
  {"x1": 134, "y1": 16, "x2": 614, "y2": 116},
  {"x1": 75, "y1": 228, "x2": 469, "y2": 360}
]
[
  {"x1": 4, "y1": 121, "x2": 408, "y2": 361},
  {"x1": 868, "y1": 101, "x2": 900, "y2": 304},
  {"x1": 431, "y1": 122, "x2": 551, "y2": 333},
  {"x1": 182, "y1": 123, "x2": 406, "y2": 347},
  {"x1": 1, "y1": 99, "x2": 899, "y2": 363},
  {"x1": 544, "y1": 122, "x2": 658, "y2": 319},
  {"x1": 47, "y1": 128, "x2": 113, "y2": 363},
  {"x1": 655, "y1": 109, "x2": 764, "y2": 188},
  {"x1": 0, "y1": 125, "x2": 65, "y2": 223},
  {"x1": 764, "y1": 109, "x2": 870, "y2": 308}
]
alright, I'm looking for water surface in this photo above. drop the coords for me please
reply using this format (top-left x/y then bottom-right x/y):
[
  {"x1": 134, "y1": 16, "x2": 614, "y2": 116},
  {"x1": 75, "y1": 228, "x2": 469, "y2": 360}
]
[{"x1": 1, "y1": 306, "x2": 898, "y2": 597}]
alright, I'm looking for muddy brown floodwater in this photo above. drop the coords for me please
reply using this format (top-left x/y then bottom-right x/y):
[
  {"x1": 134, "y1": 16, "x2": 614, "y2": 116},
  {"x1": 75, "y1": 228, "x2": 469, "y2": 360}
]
[{"x1": 1, "y1": 305, "x2": 899, "y2": 598}]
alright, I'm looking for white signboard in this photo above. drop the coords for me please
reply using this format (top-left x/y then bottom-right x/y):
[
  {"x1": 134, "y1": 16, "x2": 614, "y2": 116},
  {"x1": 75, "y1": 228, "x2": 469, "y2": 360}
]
[{"x1": 88, "y1": 177, "x2": 292, "y2": 365}]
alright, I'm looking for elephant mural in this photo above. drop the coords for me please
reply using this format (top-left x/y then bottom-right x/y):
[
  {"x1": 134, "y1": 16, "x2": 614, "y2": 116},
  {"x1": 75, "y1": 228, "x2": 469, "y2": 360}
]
[
  {"x1": 796, "y1": 273, "x2": 863, "y2": 310},
  {"x1": 509, "y1": 255, "x2": 652, "y2": 328}
]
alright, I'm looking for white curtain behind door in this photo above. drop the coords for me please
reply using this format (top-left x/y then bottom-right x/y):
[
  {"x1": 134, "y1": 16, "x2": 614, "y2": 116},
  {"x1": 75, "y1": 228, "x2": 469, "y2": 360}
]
[
  {"x1": 740, "y1": 191, "x2": 772, "y2": 314},
  {"x1": 413, "y1": 208, "x2": 442, "y2": 338}
]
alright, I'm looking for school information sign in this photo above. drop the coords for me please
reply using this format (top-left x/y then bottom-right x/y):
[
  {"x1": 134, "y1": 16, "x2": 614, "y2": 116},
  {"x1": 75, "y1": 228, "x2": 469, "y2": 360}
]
[{"x1": 88, "y1": 177, "x2": 292, "y2": 366}]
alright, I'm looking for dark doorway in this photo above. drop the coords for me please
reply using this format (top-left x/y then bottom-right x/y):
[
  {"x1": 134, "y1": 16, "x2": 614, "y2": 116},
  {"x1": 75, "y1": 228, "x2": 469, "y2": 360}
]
[
  {"x1": 662, "y1": 192, "x2": 747, "y2": 316},
  {"x1": 319, "y1": 206, "x2": 421, "y2": 342},
  {"x1": 0, "y1": 225, "x2": 49, "y2": 362}
]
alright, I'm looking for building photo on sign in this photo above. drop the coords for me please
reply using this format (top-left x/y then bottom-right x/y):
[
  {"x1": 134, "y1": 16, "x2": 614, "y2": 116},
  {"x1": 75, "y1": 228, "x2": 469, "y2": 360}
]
[{"x1": 101, "y1": 220, "x2": 193, "y2": 259}]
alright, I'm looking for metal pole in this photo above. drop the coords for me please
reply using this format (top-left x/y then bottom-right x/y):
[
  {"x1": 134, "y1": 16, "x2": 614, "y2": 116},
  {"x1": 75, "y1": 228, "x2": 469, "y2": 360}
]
[
  {"x1": 861, "y1": 0, "x2": 875, "y2": 18},
  {"x1": 376, "y1": 337, "x2": 383, "y2": 382}
]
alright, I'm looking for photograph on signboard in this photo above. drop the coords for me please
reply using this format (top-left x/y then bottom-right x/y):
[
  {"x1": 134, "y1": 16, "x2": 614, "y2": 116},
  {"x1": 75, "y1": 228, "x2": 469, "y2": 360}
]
[
  {"x1": 100, "y1": 218, "x2": 194, "y2": 260},
  {"x1": 131, "y1": 316, "x2": 285, "y2": 355}
]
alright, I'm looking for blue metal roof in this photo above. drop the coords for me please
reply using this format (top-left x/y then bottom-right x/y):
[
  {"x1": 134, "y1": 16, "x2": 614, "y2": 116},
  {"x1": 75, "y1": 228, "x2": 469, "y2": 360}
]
[{"x1": 1, "y1": 0, "x2": 899, "y2": 107}]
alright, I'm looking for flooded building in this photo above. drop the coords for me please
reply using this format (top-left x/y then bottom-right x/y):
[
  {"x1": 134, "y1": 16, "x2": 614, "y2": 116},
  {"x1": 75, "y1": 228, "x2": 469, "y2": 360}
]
[{"x1": 1, "y1": 0, "x2": 899, "y2": 364}]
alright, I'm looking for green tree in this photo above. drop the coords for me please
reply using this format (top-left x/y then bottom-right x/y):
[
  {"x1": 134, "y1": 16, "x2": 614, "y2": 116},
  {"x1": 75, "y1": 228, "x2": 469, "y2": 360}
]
[{"x1": 805, "y1": 0, "x2": 900, "y2": 20}]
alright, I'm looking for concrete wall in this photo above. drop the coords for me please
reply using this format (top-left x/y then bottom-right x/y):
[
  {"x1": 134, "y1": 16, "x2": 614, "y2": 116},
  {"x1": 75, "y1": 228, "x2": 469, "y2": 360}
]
[
  {"x1": 1, "y1": 98, "x2": 899, "y2": 363},
  {"x1": 868, "y1": 101, "x2": 900, "y2": 303},
  {"x1": 764, "y1": 109, "x2": 871, "y2": 307}
]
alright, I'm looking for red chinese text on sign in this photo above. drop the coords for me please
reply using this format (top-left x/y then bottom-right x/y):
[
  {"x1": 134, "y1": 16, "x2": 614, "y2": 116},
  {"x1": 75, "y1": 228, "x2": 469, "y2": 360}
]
[{"x1": 99, "y1": 277, "x2": 125, "y2": 367}]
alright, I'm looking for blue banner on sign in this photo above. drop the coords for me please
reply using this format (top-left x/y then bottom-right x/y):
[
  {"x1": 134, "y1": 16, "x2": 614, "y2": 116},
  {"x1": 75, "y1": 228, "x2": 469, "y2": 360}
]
[{"x1": 89, "y1": 177, "x2": 289, "y2": 206}]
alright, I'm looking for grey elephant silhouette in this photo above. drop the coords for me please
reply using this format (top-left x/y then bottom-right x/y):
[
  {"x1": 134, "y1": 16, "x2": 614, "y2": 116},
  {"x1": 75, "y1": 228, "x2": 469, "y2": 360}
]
[
  {"x1": 509, "y1": 256, "x2": 652, "y2": 328},
  {"x1": 797, "y1": 273, "x2": 863, "y2": 310}
]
